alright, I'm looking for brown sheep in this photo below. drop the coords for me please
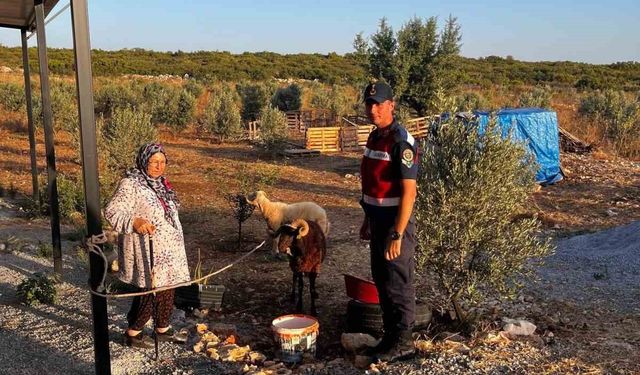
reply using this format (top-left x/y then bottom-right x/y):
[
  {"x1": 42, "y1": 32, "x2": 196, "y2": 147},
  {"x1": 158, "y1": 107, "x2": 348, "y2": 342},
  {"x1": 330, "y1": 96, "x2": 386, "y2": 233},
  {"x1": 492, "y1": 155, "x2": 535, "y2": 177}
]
[{"x1": 274, "y1": 219, "x2": 327, "y2": 316}]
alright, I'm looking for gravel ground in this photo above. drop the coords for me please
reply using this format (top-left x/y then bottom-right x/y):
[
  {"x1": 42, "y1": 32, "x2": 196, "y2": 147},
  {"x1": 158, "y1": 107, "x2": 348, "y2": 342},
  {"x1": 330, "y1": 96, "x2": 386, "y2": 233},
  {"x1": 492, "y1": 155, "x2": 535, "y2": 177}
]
[
  {"x1": 1, "y1": 196, "x2": 638, "y2": 374},
  {"x1": 0, "y1": 230, "x2": 214, "y2": 375},
  {"x1": 532, "y1": 222, "x2": 640, "y2": 315}
]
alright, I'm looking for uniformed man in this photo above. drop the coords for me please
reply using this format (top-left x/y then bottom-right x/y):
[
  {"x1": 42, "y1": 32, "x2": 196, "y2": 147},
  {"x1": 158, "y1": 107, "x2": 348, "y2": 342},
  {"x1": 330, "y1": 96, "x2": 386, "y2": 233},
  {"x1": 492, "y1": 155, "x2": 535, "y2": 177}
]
[{"x1": 359, "y1": 81, "x2": 418, "y2": 362}]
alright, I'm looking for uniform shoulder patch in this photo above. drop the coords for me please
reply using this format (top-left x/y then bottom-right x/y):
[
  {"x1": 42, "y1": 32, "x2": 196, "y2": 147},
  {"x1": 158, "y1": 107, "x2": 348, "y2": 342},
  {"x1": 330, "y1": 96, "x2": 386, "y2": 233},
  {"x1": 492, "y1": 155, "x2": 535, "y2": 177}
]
[{"x1": 401, "y1": 148, "x2": 414, "y2": 168}]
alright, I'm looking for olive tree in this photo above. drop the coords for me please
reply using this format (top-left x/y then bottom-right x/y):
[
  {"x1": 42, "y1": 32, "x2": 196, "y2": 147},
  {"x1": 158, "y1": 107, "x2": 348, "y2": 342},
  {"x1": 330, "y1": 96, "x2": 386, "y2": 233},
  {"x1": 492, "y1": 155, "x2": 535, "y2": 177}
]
[{"x1": 415, "y1": 116, "x2": 553, "y2": 323}]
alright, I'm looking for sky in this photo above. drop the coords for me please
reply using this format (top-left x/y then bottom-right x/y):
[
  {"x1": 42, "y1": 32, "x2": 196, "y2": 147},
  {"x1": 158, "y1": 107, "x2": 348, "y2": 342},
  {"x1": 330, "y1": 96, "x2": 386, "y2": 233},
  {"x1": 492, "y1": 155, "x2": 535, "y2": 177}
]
[{"x1": 0, "y1": 0, "x2": 638, "y2": 64}]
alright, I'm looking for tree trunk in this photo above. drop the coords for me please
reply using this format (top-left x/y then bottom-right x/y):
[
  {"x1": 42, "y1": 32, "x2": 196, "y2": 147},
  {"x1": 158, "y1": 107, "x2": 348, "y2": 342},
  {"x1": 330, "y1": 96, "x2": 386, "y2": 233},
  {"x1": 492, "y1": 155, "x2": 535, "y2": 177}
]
[{"x1": 451, "y1": 295, "x2": 466, "y2": 323}]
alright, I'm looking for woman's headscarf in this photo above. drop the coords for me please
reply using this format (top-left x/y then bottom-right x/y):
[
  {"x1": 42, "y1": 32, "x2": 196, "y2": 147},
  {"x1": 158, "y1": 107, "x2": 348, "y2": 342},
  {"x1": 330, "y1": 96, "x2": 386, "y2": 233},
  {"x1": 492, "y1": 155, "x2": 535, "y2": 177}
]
[{"x1": 126, "y1": 143, "x2": 180, "y2": 228}]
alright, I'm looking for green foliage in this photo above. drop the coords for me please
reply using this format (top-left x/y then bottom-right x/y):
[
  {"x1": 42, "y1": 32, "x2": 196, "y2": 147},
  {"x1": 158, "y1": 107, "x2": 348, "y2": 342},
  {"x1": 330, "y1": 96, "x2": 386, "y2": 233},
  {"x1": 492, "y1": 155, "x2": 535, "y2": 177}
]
[
  {"x1": 182, "y1": 79, "x2": 204, "y2": 98},
  {"x1": 271, "y1": 84, "x2": 302, "y2": 111},
  {"x1": 16, "y1": 272, "x2": 57, "y2": 305},
  {"x1": 309, "y1": 83, "x2": 355, "y2": 116},
  {"x1": 199, "y1": 87, "x2": 242, "y2": 141},
  {"x1": 0, "y1": 46, "x2": 636, "y2": 90},
  {"x1": 172, "y1": 89, "x2": 196, "y2": 132},
  {"x1": 415, "y1": 117, "x2": 553, "y2": 320},
  {"x1": 94, "y1": 82, "x2": 142, "y2": 117},
  {"x1": 102, "y1": 106, "x2": 156, "y2": 172},
  {"x1": 236, "y1": 82, "x2": 270, "y2": 121},
  {"x1": 518, "y1": 86, "x2": 552, "y2": 108},
  {"x1": 357, "y1": 15, "x2": 463, "y2": 116},
  {"x1": 369, "y1": 17, "x2": 398, "y2": 85},
  {"x1": 309, "y1": 83, "x2": 332, "y2": 110},
  {"x1": 0, "y1": 82, "x2": 25, "y2": 111},
  {"x1": 36, "y1": 241, "x2": 53, "y2": 258},
  {"x1": 455, "y1": 92, "x2": 490, "y2": 111},
  {"x1": 579, "y1": 90, "x2": 640, "y2": 157},
  {"x1": 38, "y1": 173, "x2": 84, "y2": 220},
  {"x1": 258, "y1": 106, "x2": 288, "y2": 151}
]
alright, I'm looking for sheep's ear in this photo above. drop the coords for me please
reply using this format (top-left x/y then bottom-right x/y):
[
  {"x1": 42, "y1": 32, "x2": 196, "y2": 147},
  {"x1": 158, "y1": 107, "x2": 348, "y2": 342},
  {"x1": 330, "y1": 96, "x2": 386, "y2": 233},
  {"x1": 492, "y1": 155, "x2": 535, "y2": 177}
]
[{"x1": 292, "y1": 219, "x2": 309, "y2": 238}]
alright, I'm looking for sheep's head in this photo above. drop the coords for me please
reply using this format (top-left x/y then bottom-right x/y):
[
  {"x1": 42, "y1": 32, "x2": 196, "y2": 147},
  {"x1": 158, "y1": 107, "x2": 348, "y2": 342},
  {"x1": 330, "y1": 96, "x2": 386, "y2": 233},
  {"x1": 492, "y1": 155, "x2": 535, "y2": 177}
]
[
  {"x1": 275, "y1": 219, "x2": 309, "y2": 256},
  {"x1": 245, "y1": 190, "x2": 267, "y2": 208}
]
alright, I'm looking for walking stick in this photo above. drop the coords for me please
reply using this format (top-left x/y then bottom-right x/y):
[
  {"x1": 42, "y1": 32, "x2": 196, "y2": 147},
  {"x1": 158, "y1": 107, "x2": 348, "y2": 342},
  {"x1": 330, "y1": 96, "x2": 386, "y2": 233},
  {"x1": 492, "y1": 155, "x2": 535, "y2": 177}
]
[{"x1": 149, "y1": 235, "x2": 159, "y2": 361}]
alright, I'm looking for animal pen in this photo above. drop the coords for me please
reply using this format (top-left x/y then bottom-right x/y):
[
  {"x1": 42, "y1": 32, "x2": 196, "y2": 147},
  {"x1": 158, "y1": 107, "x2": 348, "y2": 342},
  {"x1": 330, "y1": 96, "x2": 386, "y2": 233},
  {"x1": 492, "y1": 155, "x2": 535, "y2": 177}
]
[{"x1": 249, "y1": 109, "x2": 433, "y2": 153}]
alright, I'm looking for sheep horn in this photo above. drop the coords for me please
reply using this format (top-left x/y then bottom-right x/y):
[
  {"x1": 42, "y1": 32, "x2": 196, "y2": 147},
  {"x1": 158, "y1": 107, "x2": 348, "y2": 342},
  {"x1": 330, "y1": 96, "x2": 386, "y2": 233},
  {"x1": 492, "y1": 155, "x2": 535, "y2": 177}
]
[
  {"x1": 291, "y1": 219, "x2": 309, "y2": 239},
  {"x1": 246, "y1": 192, "x2": 257, "y2": 205}
]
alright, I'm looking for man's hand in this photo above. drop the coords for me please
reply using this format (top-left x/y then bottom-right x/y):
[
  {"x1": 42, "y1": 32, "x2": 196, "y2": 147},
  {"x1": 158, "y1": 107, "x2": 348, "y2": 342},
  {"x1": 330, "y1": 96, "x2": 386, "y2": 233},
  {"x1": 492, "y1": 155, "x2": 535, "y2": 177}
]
[
  {"x1": 133, "y1": 217, "x2": 156, "y2": 235},
  {"x1": 359, "y1": 217, "x2": 371, "y2": 240},
  {"x1": 385, "y1": 238, "x2": 402, "y2": 260}
]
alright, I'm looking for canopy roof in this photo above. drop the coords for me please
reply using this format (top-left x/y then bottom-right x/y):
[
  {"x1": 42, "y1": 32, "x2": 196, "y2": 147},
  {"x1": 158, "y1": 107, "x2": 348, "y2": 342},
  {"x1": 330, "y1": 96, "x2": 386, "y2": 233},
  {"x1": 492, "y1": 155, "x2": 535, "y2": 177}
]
[{"x1": 0, "y1": 0, "x2": 59, "y2": 29}]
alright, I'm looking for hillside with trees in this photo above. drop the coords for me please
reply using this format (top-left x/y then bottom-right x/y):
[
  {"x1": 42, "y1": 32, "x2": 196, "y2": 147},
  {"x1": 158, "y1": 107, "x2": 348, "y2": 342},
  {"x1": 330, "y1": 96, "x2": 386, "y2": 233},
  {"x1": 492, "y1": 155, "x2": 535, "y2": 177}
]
[{"x1": 0, "y1": 44, "x2": 638, "y2": 90}]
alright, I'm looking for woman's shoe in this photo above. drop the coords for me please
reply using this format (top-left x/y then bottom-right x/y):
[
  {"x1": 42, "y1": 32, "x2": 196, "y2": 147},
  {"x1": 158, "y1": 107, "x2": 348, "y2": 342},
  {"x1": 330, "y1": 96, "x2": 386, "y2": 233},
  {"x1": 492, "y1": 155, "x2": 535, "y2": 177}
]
[
  {"x1": 155, "y1": 327, "x2": 178, "y2": 342},
  {"x1": 125, "y1": 332, "x2": 154, "y2": 349}
]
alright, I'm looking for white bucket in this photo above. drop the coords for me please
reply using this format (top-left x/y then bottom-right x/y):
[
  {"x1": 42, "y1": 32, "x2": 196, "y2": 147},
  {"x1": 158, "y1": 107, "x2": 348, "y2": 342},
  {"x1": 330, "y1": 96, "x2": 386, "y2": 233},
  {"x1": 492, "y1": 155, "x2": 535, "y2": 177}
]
[{"x1": 271, "y1": 314, "x2": 319, "y2": 363}]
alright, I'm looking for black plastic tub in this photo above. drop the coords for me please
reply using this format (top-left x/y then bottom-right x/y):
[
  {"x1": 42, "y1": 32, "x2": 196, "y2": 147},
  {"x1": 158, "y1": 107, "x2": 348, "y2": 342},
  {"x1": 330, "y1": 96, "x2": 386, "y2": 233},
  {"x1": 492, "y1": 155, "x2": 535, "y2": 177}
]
[{"x1": 174, "y1": 284, "x2": 226, "y2": 311}]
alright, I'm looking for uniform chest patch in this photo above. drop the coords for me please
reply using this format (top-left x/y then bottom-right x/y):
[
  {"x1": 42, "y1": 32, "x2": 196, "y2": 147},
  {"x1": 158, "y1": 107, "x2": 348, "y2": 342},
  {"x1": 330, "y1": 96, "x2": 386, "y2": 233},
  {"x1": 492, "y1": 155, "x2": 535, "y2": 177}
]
[{"x1": 402, "y1": 148, "x2": 414, "y2": 168}]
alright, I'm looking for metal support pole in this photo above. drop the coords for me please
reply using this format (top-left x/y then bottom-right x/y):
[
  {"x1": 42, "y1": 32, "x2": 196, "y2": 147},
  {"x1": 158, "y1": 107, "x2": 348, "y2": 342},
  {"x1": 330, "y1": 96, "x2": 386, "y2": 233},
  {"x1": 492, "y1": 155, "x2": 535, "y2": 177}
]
[
  {"x1": 69, "y1": 0, "x2": 111, "y2": 373},
  {"x1": 34, "y1": 0, "x2": 62, "y2": 275},
  {"x1": 21, "y1": 29, "x2": 39, "y2": 206}
]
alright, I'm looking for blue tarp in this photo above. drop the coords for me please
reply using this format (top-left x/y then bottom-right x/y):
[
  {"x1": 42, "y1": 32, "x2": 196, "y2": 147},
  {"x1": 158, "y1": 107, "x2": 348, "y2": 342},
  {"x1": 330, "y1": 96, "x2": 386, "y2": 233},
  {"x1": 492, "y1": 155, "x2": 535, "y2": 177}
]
[{"x1": 474, "y1": 108, "x2": 563, "y2": 185}]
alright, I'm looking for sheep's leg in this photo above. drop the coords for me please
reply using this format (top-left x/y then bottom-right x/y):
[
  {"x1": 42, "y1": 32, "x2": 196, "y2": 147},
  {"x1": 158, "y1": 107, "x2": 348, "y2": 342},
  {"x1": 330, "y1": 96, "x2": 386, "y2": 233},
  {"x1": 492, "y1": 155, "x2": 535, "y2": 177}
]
[
  {"x1": 272, "y1": 235, "x2": 280, "y2": 256},
  {"x1": 296, "y1": 271, "x2": 304, "y2": 313},
  {"x1": 309, "y1": 272, "x2": 318, "y2": 316}
]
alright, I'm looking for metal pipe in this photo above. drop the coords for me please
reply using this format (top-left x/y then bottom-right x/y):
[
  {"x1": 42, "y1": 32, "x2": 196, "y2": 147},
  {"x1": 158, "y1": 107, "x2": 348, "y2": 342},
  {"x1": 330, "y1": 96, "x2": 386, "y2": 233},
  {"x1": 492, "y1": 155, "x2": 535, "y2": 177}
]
[
  {"x1": 69, "y1": 0, "x2": 112, "y2": 372},
  {"x1": 21, "y1": 29, "x2": 40, "y2": 206},
  {"x1": 27, "y1": 2, "x2": 71, "y2": 40},
  {"x1": 34, "y1": 0, "x2": 62, "y2": 275}
]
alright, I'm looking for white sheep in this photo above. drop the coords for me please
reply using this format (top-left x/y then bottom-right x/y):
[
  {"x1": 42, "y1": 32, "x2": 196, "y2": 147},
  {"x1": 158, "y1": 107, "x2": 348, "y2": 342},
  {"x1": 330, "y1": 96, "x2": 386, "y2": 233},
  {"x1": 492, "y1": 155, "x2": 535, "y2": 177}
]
[{"x1": 246, "y1": 191, "x2": 329, "y2": 255}]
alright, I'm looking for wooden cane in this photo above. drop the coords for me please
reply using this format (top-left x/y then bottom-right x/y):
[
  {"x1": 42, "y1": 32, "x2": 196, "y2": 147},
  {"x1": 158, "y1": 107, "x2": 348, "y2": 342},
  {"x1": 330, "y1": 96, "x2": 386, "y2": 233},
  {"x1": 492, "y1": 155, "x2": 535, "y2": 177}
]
[{"x1": 149, "y1": 235, "x2": 159, "y2": 361}]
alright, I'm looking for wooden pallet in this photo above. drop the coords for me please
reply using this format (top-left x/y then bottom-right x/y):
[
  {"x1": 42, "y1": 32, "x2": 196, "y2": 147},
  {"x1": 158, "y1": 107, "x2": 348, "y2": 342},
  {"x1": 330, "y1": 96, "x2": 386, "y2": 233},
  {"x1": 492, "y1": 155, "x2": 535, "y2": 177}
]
[{"x1": 280, "y1": 148, "x2": 321, "y2": 157}]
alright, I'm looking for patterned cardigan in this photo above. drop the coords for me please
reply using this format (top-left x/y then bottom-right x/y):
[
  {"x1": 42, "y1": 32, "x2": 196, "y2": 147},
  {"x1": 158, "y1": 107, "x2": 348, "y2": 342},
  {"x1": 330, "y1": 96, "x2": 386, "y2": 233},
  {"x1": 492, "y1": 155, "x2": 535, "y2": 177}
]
[{"x1": 105, "y1": 177, "x2": 190, "y2": 288}]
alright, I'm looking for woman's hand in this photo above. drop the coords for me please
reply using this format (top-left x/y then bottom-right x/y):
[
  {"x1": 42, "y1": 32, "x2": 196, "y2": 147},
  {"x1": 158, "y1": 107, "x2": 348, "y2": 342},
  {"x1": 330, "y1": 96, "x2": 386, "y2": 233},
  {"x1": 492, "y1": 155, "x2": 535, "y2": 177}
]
[{"x1": 133, "y1": 217, "x2": 156, "y2": 235}]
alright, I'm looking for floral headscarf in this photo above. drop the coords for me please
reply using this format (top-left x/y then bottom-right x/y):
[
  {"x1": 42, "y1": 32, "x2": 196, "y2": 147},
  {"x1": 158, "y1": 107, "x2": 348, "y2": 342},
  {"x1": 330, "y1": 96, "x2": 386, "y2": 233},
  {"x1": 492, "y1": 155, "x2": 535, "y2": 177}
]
[{"x1": 126, "y1": 143, "x2": 180, "y2": 227}]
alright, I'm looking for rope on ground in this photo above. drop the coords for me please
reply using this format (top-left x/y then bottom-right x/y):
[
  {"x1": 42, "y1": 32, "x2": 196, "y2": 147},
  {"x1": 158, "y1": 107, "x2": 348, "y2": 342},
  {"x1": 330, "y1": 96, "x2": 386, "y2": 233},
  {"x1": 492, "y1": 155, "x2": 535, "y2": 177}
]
[{"x1": 84, "y1": 232, "x2": 265, "y2": 299}]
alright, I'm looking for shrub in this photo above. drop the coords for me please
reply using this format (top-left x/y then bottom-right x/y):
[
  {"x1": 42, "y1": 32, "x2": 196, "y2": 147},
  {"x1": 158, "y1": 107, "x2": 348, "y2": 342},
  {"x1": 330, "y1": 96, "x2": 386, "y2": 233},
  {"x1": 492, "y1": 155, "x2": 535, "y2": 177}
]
[
  {"x1": 518, "y1": 86, "x2": 552, "y2": 108},
  {"x1": 102, "y1": 106, "x2": 156, "y2": 172},
  {"x1": 455, "y1": 92, "x2": 490, "y2": 111},
  {"x1": 330, "y1": 84, "x2": 357, "y2": 117},
  {"x1": 36, "y1": 241, "x2": 54, "y2": 258},
  {"x1": 237, "y1": 82, "x2": 270, "y2": 121},
  {"x1": 0, "y1": 82, "x2": 25, "y2": 112},
  {"x1": 271, "y1": 84, "x2": 302, "y2": 111},
  {"x1": 182, "y1": 79, "x2": 204, "y2": 98},
  {"x1": 415, "y1": 117, "x2": 553, "y2": 323},
  {"x1": 38, "y1": 173, "x2": 84, "y2": 220},
  {"x1": 16, "y1": 272, "x2": 57, "y2": 305},
  {"x1": 199, "y1": 87, "x2": 242, "y2": 141},
  {"x1": 579, "y1": 90, "x2": 640, "y2": 157},
  {"x1": 94, "y1": 83, "x2": 142, "y2": 117},
  {"x1": 258, "y1": 106, "x2": 288, "y2": 151},
  {"x1": 170, "y1": 89, "x2": 196, "y2": 133},
  {"x1": 309, "y1": 84, "x2": 332, "y2": 110}
]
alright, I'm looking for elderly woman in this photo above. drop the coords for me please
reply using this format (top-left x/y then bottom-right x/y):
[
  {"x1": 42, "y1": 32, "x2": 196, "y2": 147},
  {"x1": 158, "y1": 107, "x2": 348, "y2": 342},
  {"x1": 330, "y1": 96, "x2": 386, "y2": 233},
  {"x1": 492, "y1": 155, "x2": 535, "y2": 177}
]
[{"x1": 105, "y1": 142, "x2": 190, "y2": 348}]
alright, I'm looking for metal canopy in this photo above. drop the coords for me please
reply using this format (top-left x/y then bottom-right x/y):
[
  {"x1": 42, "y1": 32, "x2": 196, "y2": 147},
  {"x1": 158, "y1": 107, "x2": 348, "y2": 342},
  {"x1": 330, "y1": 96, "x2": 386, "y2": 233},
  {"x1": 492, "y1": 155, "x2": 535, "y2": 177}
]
[
  {"x1": 0, "y1": 0, "x2": 59, "y2": 29},
  {"x1": 0, "y1": 0, "x2": 112, "y2": 373}
]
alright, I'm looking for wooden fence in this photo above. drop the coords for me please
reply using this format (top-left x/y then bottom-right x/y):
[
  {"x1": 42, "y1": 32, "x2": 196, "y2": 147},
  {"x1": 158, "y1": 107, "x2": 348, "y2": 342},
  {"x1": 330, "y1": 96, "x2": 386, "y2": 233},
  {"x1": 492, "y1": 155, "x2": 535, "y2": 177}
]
[{"x1": 248, "y1": 115, "x2": 434, "y2": 153}]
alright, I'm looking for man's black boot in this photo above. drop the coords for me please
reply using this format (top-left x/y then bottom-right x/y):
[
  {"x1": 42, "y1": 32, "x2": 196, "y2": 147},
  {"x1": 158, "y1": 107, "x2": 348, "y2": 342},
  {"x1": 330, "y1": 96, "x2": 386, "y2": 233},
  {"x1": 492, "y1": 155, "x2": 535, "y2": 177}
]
[
  {"x1": 363, "y1": 332, "x2": 394, "y2": 357},
  {"x1": 375, "y1": 330, "x2": 415, "y2": 362}
]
